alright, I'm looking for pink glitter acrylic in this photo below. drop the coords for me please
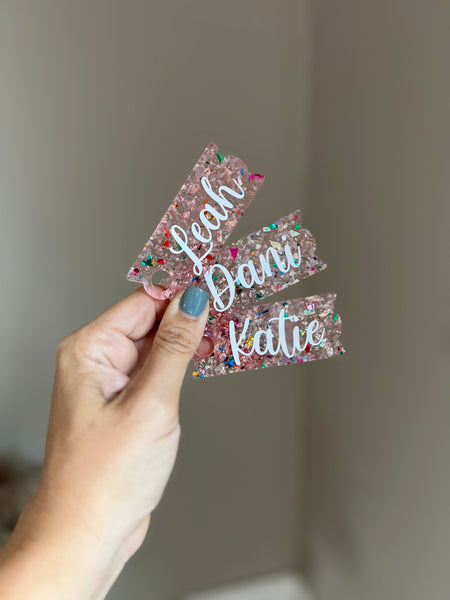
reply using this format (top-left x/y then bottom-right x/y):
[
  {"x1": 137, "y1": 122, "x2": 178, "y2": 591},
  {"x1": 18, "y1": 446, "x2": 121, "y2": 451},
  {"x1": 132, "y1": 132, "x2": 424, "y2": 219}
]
[
  {"x1": 126, "y1": 141, "x2": 264, "y2": 299},
  {"x1": 126, "y1": 141, "x2": 345, "y2": 378},
  {"x1": 193, "y1": 294, "x2": 344, "y2": 378}
]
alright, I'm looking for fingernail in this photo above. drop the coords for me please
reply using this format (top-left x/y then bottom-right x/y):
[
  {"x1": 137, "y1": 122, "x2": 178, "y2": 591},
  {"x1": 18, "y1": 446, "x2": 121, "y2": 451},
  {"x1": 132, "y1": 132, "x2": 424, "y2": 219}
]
[{"x1": 179, "y1": 286, "x2": 209, "y2": 318}]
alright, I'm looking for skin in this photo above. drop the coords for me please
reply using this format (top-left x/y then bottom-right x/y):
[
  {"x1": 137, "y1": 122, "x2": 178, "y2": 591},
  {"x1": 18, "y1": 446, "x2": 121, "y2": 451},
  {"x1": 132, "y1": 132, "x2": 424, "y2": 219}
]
[{"x1": 0, "y1": 287, "x2": 209, "y2": 600}]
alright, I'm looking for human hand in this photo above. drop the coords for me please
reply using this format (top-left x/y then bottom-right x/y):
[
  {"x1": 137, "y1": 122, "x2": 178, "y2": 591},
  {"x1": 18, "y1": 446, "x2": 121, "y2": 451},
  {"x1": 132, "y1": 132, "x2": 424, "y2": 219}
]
[{"x1": 0, "y1": 286, "x2": 209, "y2": 600}]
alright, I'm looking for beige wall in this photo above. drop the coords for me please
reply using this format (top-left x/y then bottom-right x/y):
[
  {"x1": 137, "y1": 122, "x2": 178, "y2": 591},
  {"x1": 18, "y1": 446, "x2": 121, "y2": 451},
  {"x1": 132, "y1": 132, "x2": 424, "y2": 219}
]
[
  {"x1": 0, "y1": 2, "x2": 311, "y2": 599},
  {"x1": 3, "y1": 3, "x2": 447, "y2": 600},
  {"x1": 304, "y1": 2, "x2": 450, "y2": 600}
]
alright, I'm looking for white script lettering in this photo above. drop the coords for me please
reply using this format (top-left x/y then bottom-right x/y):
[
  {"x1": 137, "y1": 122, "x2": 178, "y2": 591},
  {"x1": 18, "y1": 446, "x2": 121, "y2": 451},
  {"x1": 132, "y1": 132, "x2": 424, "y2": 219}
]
[
  {"x1": 229, "y1": 309, "x2": 325, "y2": 365},
  {"x1": 169, "y1": 176, "x2": 245, "y2": 276},
  {"x1": 205, "y1": 242, "x2": 302, "y2": 311}
]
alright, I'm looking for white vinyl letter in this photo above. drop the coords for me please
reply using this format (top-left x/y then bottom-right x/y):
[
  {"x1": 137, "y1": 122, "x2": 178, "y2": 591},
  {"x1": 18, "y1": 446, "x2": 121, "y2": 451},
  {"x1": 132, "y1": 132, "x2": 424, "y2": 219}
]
[{"x1": 204, "y1": 264, "x2": 236, "y2": 311}]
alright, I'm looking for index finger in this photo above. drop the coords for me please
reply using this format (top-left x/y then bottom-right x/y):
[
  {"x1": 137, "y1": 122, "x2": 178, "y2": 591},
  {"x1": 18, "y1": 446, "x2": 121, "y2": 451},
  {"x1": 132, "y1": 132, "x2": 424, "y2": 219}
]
[{"x1": 90, "y1": 286, "x2": 169, "y2": 341}]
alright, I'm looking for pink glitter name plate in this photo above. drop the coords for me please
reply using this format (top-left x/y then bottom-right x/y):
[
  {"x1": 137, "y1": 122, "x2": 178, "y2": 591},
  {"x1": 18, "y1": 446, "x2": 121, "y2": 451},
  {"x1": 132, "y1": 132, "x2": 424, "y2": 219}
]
[
  {"x1": 127, "y1": 142, "x2": 345, "y2": 378},
  {"x1": 127, "y1": 141, "x2": 264, "y2": 299},
  {"x1": 193, "y1": 294, "x2": 344, "y2": 378},
  {"x1": 204, "y1": 210, "x2": 326, "y2": 312}
]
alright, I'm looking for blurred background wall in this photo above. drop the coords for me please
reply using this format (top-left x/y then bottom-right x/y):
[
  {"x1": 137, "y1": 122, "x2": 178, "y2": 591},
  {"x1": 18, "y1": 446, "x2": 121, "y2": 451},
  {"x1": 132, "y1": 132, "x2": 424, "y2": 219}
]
[
  {"x1": 1, "y1": 2, "x2": 450, "y2": 600},
  {"x1": 303, "y1": 2, "x2": 450, "y2": 600},
  {"x1": 0, "y1": 1, "x2": 312, "y2": 598}
]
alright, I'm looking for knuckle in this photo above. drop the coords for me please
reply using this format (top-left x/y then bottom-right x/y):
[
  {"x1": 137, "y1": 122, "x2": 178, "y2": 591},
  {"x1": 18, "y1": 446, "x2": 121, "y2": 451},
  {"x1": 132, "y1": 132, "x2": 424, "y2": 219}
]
[
  {"x1": 154, "y1": 322, "x2": 195, "y2": 357},
  {"x1": 56, "y1": 326, "x2": 99, "y2": 364},
  {"x1": 56, "y1": 333, "x2": 75, "y2": 361}
]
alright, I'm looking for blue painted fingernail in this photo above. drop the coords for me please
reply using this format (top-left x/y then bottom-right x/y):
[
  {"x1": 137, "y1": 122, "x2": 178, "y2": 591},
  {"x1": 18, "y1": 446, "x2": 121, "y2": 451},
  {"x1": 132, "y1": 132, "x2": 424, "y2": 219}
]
[{"x1": 179, "y1": 286, "x2": 209, "y2": 318}]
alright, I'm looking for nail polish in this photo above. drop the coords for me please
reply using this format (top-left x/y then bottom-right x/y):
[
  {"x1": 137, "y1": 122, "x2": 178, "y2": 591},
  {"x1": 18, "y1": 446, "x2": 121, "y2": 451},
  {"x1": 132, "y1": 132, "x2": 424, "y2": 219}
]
[{"x1": 180, "y1": 286, "x2": 209, "y2": 318}]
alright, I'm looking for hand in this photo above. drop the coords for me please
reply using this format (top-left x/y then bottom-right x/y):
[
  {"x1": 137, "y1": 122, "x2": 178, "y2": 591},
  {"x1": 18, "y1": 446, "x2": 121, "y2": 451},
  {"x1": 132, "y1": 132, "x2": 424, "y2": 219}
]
[{"x1": 0, "y1": 286, "x2": 209, "y2": 600}]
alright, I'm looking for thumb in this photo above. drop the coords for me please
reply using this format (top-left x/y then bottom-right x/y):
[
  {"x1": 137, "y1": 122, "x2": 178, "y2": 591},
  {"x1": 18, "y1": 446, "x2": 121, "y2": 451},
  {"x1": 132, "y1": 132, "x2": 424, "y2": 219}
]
[{"x1": 128, "y1": 286, "x2": 209, "y2": 403}]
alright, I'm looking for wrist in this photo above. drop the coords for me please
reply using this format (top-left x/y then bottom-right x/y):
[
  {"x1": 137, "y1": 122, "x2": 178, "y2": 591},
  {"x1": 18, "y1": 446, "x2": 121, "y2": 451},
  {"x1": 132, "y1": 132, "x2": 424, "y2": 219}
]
[{"x1": 0, "y1": 488, "x2": 122, "y2": 600}]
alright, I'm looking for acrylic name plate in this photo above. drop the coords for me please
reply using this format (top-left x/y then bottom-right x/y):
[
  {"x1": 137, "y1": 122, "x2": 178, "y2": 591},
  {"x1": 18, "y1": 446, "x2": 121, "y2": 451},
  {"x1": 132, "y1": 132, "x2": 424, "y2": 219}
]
[
  {"x1": 203, "y1": 210, "x2": 326, "y2": 312},
  {"x1": 193, "y1": 294, "x2": 344, "y2": 378},
  {"x1": 127, "y1": 142, "x2": 345, "y2": 378},
  {"x1": 126, "y1": 141, "x2": 264, "y2": 299}
]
